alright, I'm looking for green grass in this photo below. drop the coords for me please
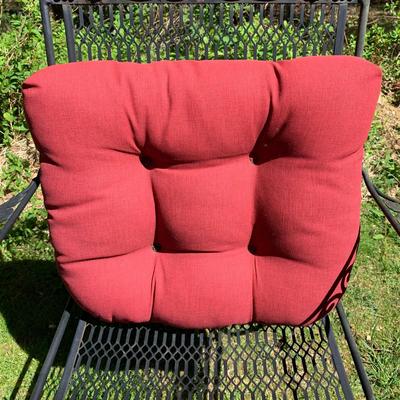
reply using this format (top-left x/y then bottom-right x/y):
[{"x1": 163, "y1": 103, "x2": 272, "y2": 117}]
[
  {"x1": 0, "y1": 260, "x2": 67, "y2": 400},
  {"x1": 340, "y1": 204, "x2": 400, "y2": 400}
]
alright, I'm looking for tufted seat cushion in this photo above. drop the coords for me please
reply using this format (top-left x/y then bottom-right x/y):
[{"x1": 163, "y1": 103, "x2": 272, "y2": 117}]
[{"x1": 23, "y1": 56, "x2": 381, "y2": 328}]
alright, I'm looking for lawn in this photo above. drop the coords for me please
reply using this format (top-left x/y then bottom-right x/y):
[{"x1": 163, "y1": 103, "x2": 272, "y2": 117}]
[{"x1": 0, "y1": 0, "x2": 399, "y2": 399}]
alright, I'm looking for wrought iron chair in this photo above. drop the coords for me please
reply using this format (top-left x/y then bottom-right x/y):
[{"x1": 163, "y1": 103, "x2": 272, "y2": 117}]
[{"x1": 1, "y1": 0, "x2": 399, "y2": 399}]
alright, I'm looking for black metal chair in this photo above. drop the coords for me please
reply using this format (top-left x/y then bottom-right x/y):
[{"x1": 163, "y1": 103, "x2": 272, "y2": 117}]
[{"x1": 1, "y1": 0, "x2": 399, "y2": 398}]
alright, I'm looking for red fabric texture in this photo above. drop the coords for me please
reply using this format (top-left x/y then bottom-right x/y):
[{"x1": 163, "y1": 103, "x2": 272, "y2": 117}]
[{"x1": 23, "y1": 56, "x2": 381, "y2": 328}]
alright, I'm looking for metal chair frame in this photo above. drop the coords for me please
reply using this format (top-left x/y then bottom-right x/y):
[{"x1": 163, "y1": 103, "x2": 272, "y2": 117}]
[{"x1": 1, "y1": 0, "x2": 399, "y2": 398}]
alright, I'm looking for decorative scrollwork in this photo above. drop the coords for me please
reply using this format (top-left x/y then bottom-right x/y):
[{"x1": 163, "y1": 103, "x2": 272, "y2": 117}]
[
  {"x1": 379, "y1": 192, "x2": 400, "y2": 224},
  {"x1": 300, "y1": 231, "x2": 360, "y2": 325}
]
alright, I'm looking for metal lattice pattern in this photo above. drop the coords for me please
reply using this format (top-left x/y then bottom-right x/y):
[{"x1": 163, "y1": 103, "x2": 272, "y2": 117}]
[
  {"x1": 66, "y1": 318, "x2": 346, "y2": 399},
  {"x1": 53, "y1": 1, "x2": 350, "y2": 63}
]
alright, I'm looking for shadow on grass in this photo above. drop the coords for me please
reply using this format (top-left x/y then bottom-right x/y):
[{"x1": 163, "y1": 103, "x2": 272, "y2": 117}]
[
  {"x1": 0, "y1": 259, "x2": 69, "y2": 399},
  {"x1": 0, "y1": 258, "x2": 225, "y2": 399}
]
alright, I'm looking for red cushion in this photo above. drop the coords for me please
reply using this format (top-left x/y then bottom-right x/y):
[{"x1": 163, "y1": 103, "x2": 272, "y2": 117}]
[{"x1": 23, "y1": 56, "x2": 381, "y2": 328}]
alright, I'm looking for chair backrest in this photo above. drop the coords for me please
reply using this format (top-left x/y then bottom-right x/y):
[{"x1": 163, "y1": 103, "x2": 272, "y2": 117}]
[{"x1": 40, "y1": 0, "x2": 370, "y2": 65}]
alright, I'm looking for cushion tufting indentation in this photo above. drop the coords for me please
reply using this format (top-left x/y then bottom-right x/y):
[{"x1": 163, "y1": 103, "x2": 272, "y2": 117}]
[
  {"x1": 152, "y1": 154, "x2": 256, "y2": 253},
  {"x1": 23, "y1": 56, "x2": 381, "y2": 328}
]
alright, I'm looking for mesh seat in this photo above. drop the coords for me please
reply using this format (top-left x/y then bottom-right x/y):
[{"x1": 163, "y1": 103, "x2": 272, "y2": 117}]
[{"x1": 43, "y1": 304, "x2": 354, "y2": 400}]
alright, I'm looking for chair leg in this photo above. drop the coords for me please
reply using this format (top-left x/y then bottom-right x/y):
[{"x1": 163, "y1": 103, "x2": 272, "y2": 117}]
[
  {"x1": 337, "y1": 302, "x2": 375, "y2": 400},
  {"x1": 54, "y1": 318, "x2": 86, "y2": 400},
  {"x1": 325, "y1": 316, "x2": 354, "y2": 400},
  {"x1": 29, "y1": 302, "x2": 72, "y2": 400}
]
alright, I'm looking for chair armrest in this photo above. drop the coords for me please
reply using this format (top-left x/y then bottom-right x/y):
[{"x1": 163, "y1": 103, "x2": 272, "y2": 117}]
[
  {"x1": 362, "y1": 169, "x2": 400, "y2": 236},
  {"x1": 0, "y1": 174, "x2": 40, "y2": 242}
]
